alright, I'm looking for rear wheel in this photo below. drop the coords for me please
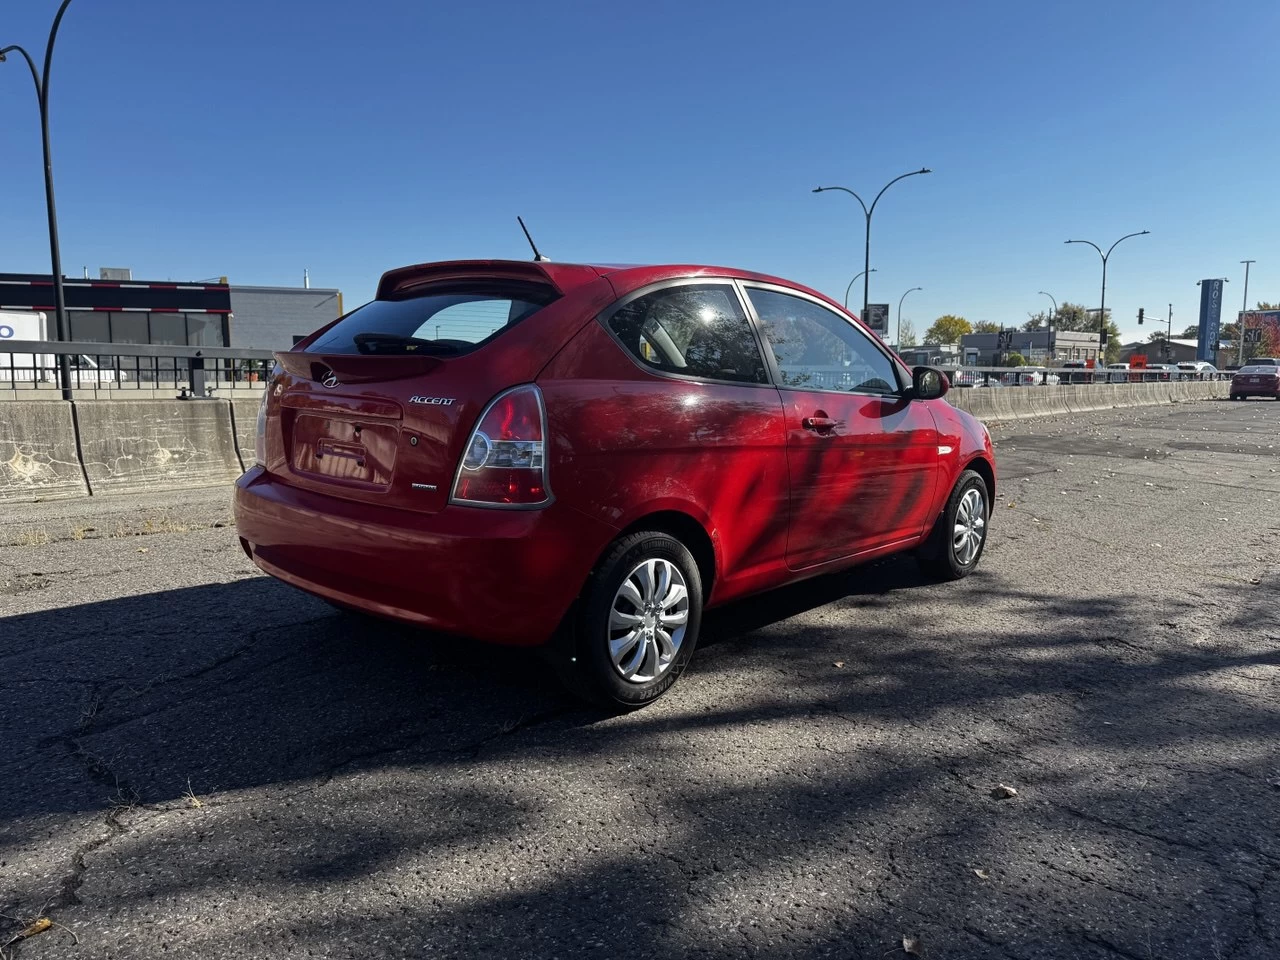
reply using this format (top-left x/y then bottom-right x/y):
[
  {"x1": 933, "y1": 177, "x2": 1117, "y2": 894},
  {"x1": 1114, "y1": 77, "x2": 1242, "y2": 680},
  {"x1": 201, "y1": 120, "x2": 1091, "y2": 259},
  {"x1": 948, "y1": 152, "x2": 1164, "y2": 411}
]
[
  {"x1": 560, "y1": 531, "x2": 703, "y2": 709},
  {"x1": 919, "y1": 469, "x2": 990, "y2": 581}
]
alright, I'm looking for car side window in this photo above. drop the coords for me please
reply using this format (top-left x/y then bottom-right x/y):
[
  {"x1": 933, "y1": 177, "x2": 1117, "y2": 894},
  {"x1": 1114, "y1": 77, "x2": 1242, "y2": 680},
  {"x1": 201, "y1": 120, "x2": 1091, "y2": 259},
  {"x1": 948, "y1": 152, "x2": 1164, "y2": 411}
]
[
  {"x1": 745, "y1": 288, "x2": 902, "y2": 395},
  {"x1": 605, "y1": 284, "x2": 767, "y2": 385}
]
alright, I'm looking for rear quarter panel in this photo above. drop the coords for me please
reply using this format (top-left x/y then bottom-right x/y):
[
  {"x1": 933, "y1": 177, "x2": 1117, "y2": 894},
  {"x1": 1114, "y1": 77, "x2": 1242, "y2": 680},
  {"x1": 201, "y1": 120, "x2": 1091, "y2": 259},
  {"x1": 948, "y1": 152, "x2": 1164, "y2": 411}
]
[{"x1": 539, "y1": 320, "x2": 791, "y2": 604}]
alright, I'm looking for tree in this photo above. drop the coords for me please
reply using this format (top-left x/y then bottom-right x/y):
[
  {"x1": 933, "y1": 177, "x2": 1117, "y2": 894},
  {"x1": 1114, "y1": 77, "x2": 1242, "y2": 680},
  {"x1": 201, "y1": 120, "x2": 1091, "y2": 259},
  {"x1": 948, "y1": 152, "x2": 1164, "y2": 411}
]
[
  {"x1": 923, "y1": 315, "x2": 971, "y2": 344},
  {"x1": 1256, "y1": 301, "x2": 1278, "y2": 311},
  {"x1": 898, "y1": 319, "x2": 918, "y2": 347},
  {"x1": 1180, "y1": 325, "x2": 1199, "y2": 339},
  {"x1": 1006, "y1": 352, "x2": 1027, "y2": 367},
  {"x1": 971, "y1": 321, "x2": 1001, "y2": 334},
  {"x1": 1147, "y1": 330, "x2": 1169, "y2": 344}
]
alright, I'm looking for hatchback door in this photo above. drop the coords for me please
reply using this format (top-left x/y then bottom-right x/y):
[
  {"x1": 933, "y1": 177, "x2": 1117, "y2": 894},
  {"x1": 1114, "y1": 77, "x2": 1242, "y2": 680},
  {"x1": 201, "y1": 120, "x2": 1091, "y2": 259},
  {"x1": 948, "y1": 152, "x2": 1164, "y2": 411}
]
[
  {"x1": 262, "y1": 263, "x2": 614, "y2": 514},
  {"x1": 742, "y1": 285, "x2": 941, "y2": 570}
]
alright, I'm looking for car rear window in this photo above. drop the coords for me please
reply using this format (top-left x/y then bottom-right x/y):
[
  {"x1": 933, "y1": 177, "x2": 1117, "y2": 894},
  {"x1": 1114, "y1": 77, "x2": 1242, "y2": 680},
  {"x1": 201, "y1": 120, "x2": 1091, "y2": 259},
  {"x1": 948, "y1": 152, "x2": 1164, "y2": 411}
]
[
  {"x1": 306, "y1": 281, "x2": 558, "y2": 355},
  {"x1": 1238, "y1": 365, "x2": 1279, "y2": 374}
]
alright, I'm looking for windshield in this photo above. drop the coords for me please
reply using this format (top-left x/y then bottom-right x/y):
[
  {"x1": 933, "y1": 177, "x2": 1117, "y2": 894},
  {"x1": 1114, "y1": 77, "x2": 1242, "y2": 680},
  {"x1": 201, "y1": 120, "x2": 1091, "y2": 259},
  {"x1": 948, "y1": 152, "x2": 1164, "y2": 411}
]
[
  {"x1": 306, "y1": 281, "x2": 558, "y2": 355},
  {"x1": 1238, "y1": 365, "x2": 1279, "y2": 374}
]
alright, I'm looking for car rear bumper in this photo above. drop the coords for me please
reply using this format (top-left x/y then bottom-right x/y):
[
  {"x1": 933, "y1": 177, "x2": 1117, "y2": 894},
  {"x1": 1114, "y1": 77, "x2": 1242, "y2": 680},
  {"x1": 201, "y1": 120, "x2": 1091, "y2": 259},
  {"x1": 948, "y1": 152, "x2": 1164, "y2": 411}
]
[
  {"x1": 1230, "y1": 384, "x2": 1279, "y2": 396},
  {"x1": 233, "y1": 467, "x2": 618, "y2": 646}
]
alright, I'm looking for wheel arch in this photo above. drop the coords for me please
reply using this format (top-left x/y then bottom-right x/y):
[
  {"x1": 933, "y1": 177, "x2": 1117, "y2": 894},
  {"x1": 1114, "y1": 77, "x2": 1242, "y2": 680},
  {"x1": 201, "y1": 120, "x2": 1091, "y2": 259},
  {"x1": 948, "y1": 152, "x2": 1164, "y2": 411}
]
[
  {"x1": 615, "y1": 509, "x2": 718, "y2": 601},
  {"x1": 963, "y1": 455, "x2": 996, "y2": 501}
]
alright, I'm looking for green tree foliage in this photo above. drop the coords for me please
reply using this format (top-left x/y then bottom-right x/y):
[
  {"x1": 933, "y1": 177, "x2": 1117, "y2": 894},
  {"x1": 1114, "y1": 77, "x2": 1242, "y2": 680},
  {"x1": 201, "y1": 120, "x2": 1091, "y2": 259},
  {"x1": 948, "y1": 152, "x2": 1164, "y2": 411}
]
[
  {"x1": 1005, "y1": 352, "x2": 1027, "y2": 367},
  {"x1": 923, "y1": 315, "x2": 972, "y2": 344},
  {"x1": 898, "y1": 319, "x2": 918, "y2": 347},
  {"x1": 1024, "y1": 302, "x2": 1109, "y2": 333},
  {"x1": 971, "y1": 321, "x2": 1001, "y2": 333},
  {"x1": 1256, "y1": 301, "x2": 1278, "y2": 311},
  {"x1": 1180, "y1": 325, "x2": 1200, "y2": 339}
]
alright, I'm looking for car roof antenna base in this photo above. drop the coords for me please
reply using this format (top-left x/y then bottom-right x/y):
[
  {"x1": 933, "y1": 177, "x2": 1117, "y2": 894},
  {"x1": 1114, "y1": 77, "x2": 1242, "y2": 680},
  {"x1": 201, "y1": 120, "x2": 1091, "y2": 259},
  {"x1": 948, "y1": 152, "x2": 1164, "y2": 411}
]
[{"x1": 517, "y1": 216, "x2": 550, "y2": 262}]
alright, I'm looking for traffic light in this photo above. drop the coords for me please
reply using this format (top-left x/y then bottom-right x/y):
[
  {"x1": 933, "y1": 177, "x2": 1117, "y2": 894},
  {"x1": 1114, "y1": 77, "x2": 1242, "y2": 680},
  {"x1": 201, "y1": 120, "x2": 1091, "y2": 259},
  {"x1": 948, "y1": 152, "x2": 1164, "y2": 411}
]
[{"x1": 1138, "y1": 307, "x2": 1144, "y2": 324}]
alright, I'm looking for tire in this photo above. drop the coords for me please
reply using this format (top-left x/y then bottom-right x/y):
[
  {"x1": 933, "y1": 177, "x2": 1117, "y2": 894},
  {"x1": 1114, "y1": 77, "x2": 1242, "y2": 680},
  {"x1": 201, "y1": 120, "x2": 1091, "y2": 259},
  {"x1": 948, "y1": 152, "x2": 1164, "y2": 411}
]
[
  {"x1": 918, "y1": 469, "x2": 990, "y2": 581},
  {"x1": 559, "y1": 531, "x2": 703, "y2": 710}
]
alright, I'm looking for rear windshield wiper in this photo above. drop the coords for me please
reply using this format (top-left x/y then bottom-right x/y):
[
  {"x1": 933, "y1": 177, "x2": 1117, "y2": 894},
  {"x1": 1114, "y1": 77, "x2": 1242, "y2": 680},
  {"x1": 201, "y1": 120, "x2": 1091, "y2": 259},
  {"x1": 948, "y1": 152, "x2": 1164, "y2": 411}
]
[{"x1": 352, "y1": 332, "x2": 462, "y2": 355}]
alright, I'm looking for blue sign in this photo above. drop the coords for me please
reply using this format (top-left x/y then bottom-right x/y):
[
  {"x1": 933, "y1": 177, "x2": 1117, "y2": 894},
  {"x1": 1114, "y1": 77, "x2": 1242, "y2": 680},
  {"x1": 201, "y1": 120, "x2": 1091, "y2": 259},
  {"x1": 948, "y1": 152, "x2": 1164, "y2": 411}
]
[{"x1": 1197, "y1": 279, "x2": 1224, "y2": 362}]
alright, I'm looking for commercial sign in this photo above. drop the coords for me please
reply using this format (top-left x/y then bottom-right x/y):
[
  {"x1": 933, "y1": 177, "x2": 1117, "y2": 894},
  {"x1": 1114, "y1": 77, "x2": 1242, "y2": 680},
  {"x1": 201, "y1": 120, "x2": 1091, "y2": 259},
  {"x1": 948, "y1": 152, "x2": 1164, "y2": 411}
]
[
  {"x1": 863, "y1": 303, "x2": 890, "y2": 336},
  {"x1": 1239, "y1": 310, "x2": 1280, "y2": 352},
  {"x1": 1196, "y1": 279, "x2": 1224, "y2": 362}
]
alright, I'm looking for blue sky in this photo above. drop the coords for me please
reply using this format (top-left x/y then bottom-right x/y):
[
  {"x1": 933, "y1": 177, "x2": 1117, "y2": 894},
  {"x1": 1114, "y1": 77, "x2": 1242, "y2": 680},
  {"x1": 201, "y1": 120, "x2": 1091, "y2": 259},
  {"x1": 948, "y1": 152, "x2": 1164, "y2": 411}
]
[{"x1": 1, "y1": 0, "x2": 1276, "y2": 345}]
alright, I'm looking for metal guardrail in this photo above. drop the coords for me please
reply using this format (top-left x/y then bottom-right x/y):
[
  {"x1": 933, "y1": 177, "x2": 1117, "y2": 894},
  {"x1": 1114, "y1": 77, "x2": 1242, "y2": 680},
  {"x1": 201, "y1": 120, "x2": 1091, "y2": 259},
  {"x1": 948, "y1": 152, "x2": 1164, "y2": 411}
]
[
  {"x1": 939, "y1": 365, "x2": 1232, "y2": 387},
  {"x1": 0, "y1": 339, "x2": 276, "y2": 395}
]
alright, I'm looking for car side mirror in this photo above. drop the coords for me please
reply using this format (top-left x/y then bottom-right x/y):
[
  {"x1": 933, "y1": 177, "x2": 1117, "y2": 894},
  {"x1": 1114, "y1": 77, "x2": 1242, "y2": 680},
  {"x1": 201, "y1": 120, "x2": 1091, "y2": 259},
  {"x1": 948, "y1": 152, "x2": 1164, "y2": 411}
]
[{"x1": 911, "y1": 366, "x2": 949, "y2": 401}]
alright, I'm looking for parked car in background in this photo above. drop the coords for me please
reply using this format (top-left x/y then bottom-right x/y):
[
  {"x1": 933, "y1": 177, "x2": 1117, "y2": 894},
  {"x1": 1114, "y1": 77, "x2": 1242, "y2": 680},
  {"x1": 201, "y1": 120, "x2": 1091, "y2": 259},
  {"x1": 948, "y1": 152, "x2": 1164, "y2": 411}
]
[
  {"x1": 1057, "y1": 361, "x2": 1093, "y2": 384},
  {"x1": 1104, "y1": 362, "x2": 1131, "y2": 383},
  {"x1": 1002, "y1": 369, "x2": 1059, "y2": 386},
  {"x1": 1177, "y1": 362, "x2": 1217, "y2": 380},
  {"x1": 1144, "y1": 363, "x2": 1179, "y2": 382},
  {"x1": 234, "y1": 258, "x2": 998, "y2": 708},
  {"x1": 1229, "y1": 364, "x2": 1280, "y2": 401}
]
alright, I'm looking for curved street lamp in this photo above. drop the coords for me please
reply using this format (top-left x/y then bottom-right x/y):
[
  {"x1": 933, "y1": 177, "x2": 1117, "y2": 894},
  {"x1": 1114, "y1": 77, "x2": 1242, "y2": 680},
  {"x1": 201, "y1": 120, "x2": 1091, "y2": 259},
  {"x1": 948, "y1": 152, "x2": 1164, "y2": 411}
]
[
  {"x1": 1, "y1": 0, "x2": 78, "y2": 400},
  {"x1": 1064, "y1": 230, "x2": 1149, "y2": 361},
  {"x1": 843, "y1": 268, "x2": 876, "y2": 309},
  {"x1": 897, "y1": 286, "x2": 922, "y2": 347},
  {"x1": 814, "y1": 167, "x2": 931, "y2": 325}
]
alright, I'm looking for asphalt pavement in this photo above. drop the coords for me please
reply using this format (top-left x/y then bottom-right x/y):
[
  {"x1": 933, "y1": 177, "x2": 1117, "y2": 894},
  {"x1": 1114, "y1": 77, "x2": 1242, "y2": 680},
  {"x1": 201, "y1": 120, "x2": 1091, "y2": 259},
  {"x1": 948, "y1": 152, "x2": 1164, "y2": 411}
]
[{"x1": 2, "y1": 399, "x2": 1278, "y2": 960}]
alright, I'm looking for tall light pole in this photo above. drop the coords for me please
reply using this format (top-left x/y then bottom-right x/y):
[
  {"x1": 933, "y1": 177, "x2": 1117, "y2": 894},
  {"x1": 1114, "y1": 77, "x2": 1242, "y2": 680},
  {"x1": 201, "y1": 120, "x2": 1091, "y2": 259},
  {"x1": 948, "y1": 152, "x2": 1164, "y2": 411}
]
[
  {"x1": 1, "y1": 0, "x2": 77, "y2": 400},
  {"x1": 843, "y1": 268, "x2": 877, "y2": 309},
  {"x1": 813, "y1": 167, "x2": 931, "y2": 326},
  {"x1": 897, "y1": 286, "x2": 922, "y2": 348},
  {"x1": 1065, "y1": 230, "x2": 1149, "y2": 362},
  {"x1": 1239, "y1": 259, "x2": 1256, "y2": 366}
]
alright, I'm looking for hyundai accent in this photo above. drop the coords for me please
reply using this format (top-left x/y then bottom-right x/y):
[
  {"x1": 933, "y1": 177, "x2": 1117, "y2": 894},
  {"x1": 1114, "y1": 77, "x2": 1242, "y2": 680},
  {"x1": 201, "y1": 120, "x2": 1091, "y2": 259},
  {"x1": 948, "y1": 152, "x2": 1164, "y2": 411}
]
[{"x1": 234, "y1": 259, "x2": 996, "y2": 707}]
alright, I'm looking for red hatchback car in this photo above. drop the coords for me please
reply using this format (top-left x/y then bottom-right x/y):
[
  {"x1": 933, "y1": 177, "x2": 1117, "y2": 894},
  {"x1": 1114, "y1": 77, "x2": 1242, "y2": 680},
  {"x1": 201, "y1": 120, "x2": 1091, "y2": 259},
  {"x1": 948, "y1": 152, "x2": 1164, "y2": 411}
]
[{"x1": 234, "y1": 260, "x2": 996, "y2": 707}]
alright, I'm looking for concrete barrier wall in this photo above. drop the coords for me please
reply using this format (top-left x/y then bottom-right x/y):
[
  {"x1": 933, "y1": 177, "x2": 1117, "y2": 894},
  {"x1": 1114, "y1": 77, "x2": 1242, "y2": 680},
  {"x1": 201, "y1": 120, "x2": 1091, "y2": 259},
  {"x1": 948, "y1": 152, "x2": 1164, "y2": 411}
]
[
  {"x1": 0, "y1": 401, "x2": 90, "y2": 502},
  {"x1": 75, "y1": 400, "x2": 243, "y2": 496}
]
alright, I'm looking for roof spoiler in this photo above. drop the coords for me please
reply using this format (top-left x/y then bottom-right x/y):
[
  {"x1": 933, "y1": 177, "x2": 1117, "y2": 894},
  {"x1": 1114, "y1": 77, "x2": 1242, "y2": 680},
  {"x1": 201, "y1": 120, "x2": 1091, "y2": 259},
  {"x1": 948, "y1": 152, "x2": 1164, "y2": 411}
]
[{"x1": 375, "y1": 260, "x2": 604, "y2": 300}]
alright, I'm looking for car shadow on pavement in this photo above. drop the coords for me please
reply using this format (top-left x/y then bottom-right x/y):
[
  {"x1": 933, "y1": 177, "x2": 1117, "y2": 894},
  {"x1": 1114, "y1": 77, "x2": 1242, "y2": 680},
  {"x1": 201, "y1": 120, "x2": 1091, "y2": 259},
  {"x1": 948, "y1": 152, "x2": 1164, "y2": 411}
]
[{"x1": 4, "y1": 563, "x2": 1280, "y2": 959}]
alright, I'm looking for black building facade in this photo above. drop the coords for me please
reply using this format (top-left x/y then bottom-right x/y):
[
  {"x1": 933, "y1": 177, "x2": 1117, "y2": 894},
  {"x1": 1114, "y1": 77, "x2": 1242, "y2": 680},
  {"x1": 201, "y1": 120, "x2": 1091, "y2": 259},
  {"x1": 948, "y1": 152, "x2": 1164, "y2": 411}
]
[{"x1": 0, "y1": 273, "x2": 232, "y2": 347}]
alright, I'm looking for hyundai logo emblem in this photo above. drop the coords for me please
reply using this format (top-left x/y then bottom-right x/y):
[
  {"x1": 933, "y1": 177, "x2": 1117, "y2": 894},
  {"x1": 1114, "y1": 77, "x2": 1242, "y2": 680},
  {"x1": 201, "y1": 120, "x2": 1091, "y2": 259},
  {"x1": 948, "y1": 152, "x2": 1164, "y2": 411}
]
[{"x1": 322, "y1": 373, "x2": 340, "y2": 389}]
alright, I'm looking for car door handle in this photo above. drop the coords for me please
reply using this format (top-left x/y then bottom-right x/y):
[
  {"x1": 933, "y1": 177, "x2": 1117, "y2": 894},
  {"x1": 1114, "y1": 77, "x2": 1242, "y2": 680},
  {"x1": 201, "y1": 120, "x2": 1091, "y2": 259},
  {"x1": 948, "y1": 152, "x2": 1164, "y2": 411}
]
[{"x1": 802, "y1": 416, "x2": 837, "y2": 431}]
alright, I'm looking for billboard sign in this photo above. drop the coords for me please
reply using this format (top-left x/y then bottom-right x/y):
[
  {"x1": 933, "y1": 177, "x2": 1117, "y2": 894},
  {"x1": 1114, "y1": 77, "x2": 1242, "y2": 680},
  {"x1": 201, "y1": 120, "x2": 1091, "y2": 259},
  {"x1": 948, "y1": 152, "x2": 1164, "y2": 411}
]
[
  {"x1": 1197, "y1": 279, "x2": 1224, "y2": 362},
  {"x1": 863, "y1": 303, "x2": 890, "y2": 336}
]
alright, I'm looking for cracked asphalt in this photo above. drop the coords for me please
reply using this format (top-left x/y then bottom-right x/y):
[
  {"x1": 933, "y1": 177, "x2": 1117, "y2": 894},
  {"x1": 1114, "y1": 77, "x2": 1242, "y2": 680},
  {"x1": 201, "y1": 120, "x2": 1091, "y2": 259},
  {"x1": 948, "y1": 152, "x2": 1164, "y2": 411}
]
[{"x1": 2, "y1": 399, "x2": 1278, "y2": 960}]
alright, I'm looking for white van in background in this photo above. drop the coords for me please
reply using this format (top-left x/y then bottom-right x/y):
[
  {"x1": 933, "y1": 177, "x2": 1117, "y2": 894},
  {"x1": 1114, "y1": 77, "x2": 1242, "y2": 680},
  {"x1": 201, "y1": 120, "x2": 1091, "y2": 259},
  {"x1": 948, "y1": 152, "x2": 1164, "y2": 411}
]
[{"x1": 0, "y1": 310, "x2": 128, "y2": 386}]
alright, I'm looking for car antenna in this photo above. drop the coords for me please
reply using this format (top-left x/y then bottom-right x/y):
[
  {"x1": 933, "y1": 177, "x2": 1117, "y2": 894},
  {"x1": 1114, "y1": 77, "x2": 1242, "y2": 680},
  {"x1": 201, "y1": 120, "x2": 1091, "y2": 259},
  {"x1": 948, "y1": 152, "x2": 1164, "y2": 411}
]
[{"x1": 517, "y1": 216, "x2": 550, "y2": 262}]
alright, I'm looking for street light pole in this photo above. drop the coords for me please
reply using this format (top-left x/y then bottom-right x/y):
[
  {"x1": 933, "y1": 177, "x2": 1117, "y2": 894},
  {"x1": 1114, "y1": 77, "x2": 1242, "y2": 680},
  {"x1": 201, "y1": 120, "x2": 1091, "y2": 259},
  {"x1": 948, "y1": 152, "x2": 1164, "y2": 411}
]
[
  {"x1": 843, "y1": 268, "x2": 876, "y2": 309},
  {"x1": 1239, "y1": 260, "x2": 1255, "y2": 366},
  {"x1": 1, "y1": 0, "x2": 77, "y2": 400},
  {"x1": 897, "y1": 286, "x2": 922, "y2": 348},
  {"x1": 1064, "y1": 230, "x2": 1150, "y2": 363},
  {"x1": 813, "y1": 167, "x2": 931, "y2": 326}
]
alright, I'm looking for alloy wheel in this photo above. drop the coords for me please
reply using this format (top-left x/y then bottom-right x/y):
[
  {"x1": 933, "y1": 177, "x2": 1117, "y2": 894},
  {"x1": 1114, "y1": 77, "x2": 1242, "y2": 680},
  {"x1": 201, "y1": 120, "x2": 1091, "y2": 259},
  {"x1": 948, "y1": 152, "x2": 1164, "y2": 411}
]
[
  {"x1": 953, "y1": 487, "x2": 986, "y2": 566},
  {"x1": 608, "y1": 558, "x2": 690, "y2": 683}
]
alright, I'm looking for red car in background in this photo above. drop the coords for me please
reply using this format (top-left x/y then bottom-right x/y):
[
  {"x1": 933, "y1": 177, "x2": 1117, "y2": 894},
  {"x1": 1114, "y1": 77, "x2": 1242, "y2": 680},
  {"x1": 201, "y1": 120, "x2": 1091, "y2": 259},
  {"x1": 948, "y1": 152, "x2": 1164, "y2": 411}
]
[
  {"x1": 1230, "y1": 363, "x2": 1280, "y2": 400},
  {"x1": 234, "y1": 260, "x2": 996, "y2": 708}
]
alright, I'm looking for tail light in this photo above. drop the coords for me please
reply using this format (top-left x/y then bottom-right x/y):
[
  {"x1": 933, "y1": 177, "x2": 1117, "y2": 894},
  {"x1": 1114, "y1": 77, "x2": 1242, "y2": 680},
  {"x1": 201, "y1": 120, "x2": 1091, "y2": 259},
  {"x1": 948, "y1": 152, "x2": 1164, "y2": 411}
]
[{"x1": 450, "y1": 385, "x2": 551, "y2": 508}]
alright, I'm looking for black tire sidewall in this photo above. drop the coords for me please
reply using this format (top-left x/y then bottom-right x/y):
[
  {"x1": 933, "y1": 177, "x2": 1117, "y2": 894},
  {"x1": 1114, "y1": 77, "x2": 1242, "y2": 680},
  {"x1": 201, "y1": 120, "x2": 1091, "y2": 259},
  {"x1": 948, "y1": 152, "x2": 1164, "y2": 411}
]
[
  {"x1": 575, "y1": 533, "x2": 703, "y2": 708},
  {"x1": 934, "y1": 470, "x2": 989, "y2": 579}
]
